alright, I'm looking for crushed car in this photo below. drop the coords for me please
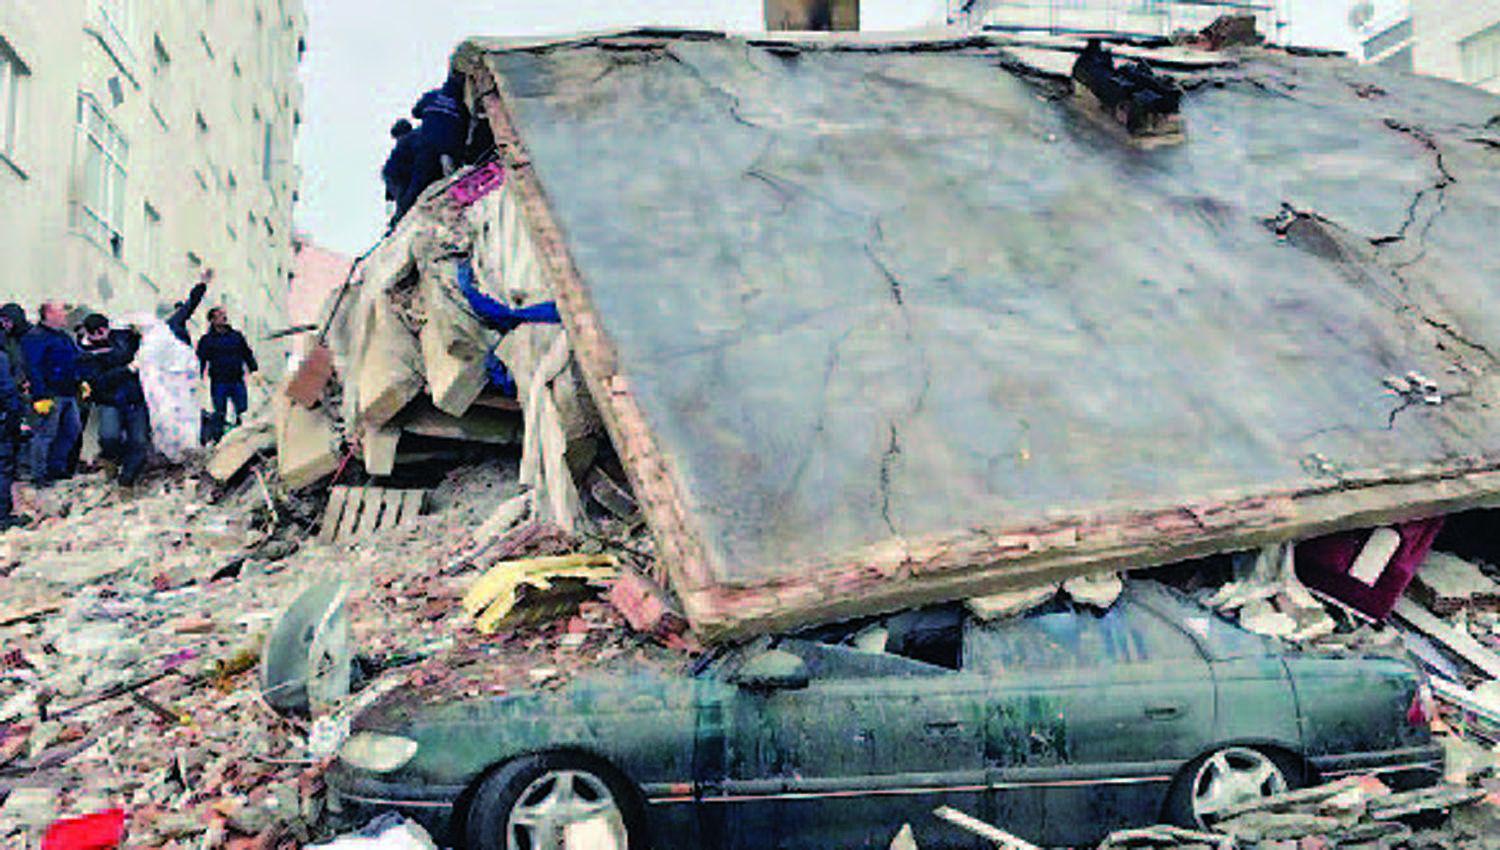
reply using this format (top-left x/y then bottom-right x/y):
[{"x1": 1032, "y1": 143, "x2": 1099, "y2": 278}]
[{"x1": 327, "y1": 582, "x2": 1440, "y2": 849}]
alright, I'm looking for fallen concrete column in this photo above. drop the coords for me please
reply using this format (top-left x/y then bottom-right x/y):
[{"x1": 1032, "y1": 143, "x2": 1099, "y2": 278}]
[
  {"x1": 274, "y1": 397, "x2": 341, "y2": 490},
  {"x1": 361, "y1": 425, "x2": 401, "y2": 476},
  {"x1": 353, "y1": 295, "x2": 424, "y2": 429}
]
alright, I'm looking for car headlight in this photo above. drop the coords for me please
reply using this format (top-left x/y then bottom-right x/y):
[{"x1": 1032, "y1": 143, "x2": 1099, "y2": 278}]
[{"x1": 339, "y1": 732, "x2": 419, "y2": 773}]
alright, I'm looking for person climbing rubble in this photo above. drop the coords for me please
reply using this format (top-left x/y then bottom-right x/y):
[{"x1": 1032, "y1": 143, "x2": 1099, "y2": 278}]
[
  {"x1": 20, "y1": 301, "x2": 85, "y2": 487},
  {"x1": 392, "y1": 72, "x2": 470, "y2": 226},
  {"x1": 197, "y1": 305, "x2": 259, "y2": 443},
  {"x1": 80, "y1": 313, "x2": 151, "y2": 487},
  {"x1": 381, "y1": 119, "x2": 418, "y2": 227}
]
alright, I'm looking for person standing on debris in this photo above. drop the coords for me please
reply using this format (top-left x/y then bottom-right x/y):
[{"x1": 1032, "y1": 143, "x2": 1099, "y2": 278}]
[
  {"x1": 166, "y1": 269, "x2": 211, "y2": 348},
  {"x1": 0, "y1": 345, "x2": 28, "y2": 529},
  {"x1": 393, "y1": 72, "x2": 469, "y2": 225},
  {"x1": 80, "y1": 314, "x2": 150, "y2": 487},
  {"x1": 196, "y1": 306, "x2": 258, "y2": 442},
  {"x1": 382, "y1": 119, "x2": 418, "y2": 226},
  {"x1": 20, "y1": 302, "x2": 85, "y2": 487}
]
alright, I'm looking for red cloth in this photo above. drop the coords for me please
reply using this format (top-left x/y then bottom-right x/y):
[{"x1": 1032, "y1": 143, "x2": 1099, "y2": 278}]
[
  {"x1": 40, "y1": 809, "x2": 126, "y2": 850},
  {"x1": 1295, "y1": 517, "x2": 1444, "y2": 621}
]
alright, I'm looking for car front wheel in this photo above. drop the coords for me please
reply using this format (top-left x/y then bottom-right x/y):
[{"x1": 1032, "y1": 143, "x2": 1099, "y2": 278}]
[
  {"x1": 1168, "y1": 746, "x2": 1293, "y2": 829},
  {"x1": 465, "y1": 753, "x2": 646, "y2": 850}
]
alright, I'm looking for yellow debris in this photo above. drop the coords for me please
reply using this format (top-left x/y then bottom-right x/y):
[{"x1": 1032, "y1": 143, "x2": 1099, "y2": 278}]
[{"x1": 462, "y1": 553, "x2": 619, "y2": 634}]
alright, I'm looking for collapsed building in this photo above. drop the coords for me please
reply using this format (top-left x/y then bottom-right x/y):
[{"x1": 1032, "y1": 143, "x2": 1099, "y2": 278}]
[{"x1": 271, "y1": 27, "x2": 1500, "y2": 641}]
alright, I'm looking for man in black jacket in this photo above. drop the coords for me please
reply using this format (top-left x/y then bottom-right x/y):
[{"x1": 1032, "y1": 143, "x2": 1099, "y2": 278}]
[
  {"x1": 20, "y1": 302, "x2": 84, "y2": 486},
  {"x1": 0, "y1": 347, "x2": 27, "y2": 529},
  {"x1": 197, "y1": 306, "x2": 258, "y2": 443},
  {"x1": 81, "y1": 314, "x2": 150, "y2": 486}
]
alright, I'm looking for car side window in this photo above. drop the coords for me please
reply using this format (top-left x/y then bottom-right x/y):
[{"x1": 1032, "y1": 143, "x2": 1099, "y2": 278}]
[
  {"x1": 964, "y1": 601, "x2": 1202, "y2": 675},
  {"x1": 778, "y1": 638, "x2": 952, "y2": 679}
]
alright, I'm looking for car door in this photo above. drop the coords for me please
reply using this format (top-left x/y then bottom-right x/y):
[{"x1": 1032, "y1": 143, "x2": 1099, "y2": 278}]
[
  {"x1": 965, "y1": 592, "x2": 1217, "y2": 846},
  {"x1": 700, "y1": 635, "x2": 989, "y2": 850}
]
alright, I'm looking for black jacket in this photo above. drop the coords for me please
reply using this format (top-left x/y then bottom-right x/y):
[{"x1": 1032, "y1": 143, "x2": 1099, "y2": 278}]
[
  {"x1": 197, "y1": 326, "x2": 258, "y2": 384},
  {"x1": 0, "y1": 350, "x2": 22, "y2": 436},
  {"x1": 166, "y1": 282, "x2": 207, "y2": 347},
  {"x1": 82, "y1": 329, "x2": 145, "y2": 408}
]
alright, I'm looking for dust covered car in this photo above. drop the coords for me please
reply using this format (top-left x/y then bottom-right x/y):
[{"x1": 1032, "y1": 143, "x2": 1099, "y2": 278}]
[{"x1": 328, "y1": 582, "x2": 1440, "y2": 849}]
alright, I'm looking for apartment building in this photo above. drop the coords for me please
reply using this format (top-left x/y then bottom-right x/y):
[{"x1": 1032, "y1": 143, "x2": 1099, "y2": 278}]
[
  {"x1": 1355, "y1": 1, "x2": 1499, "y2": 93},
  {"x1": 0, "y1": 0, "x2": 305, "y2": 375}
]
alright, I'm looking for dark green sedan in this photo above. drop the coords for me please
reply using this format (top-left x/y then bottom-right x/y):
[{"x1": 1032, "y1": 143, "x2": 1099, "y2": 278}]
[{"x1": 328, "y1": 582, "x2": 1441, "y2": 849}]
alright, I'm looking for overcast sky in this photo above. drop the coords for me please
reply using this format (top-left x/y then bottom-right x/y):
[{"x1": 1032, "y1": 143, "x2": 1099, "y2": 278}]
[{"x1": 295, "y1": 1, "x2": 1356, "y2": 256}]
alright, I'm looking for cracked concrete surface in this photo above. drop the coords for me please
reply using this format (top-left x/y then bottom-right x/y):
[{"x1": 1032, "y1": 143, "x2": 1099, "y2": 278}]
[{"x1": 478, "y1": 34, "x2": 1500, "y2": 621}]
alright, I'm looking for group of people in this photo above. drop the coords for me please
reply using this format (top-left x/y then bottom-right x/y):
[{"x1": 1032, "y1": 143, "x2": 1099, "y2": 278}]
[
  {"x1": 381, "y1": 71, "x2": 493, "y2": 229},
  {"x1": 0, "y1": 270, "x2": 261, "y2": 529}
]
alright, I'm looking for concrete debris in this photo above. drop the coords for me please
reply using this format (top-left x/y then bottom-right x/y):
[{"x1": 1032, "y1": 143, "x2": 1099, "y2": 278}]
[
  {"x1": 890, "y1": 823, "x2": 919, "y2": 850},
  {"x1": 1065, "y1": 572, "x2": 1124, "y2": 609},
  {"x1": 1207, "y1": 543, "x2": 1335, "y2": 642},
  {"x1": 207, "y1": 416, "x2": 277, "y2": 483},
  {"x1": 968, "y1": 584, "x2": 1059, "y2": 620},
  {"x1": 1413, "y1": 552, "x2": 1500, "y2": 615}
]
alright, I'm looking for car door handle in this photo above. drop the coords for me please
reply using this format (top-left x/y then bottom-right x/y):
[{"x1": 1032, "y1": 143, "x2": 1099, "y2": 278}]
[
  {"x1": 925, "y1": 720, "x2": 962, "y2": 732},
  {"x1": 1144, "y1": 704, "x2": 1183, "y2": 720}
]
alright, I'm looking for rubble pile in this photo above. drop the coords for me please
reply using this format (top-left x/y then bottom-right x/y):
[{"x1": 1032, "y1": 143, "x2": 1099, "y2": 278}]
[
  {"x1": 0, "y1": 458, "x2": 675, "y2": 848},
  {"x1": 1098, "y1": 778, "x2": 1500, "y2": 850}
]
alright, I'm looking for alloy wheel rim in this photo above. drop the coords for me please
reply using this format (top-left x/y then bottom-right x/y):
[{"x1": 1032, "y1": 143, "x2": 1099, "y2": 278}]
[
  {"x1": 507, "y1": 769, "x2": 627, "y2": 850},
  {"x1": 1191, "y1": 747, "x2": 1287, "y2": 826}
]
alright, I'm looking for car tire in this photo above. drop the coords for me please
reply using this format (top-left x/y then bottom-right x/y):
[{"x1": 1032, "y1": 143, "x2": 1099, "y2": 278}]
[
  {"x1": 1165, "y1": 746, "x2": 1300, "y2": 830},
  {"x1": 465, "y1": 752, "x2": 648, "y2": 850}
]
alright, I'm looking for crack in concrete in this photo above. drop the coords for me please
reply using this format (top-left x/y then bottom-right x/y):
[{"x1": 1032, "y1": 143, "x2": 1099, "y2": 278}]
[
  {"x1": 878, "y1": 422, "x2": 901, "y2": 539},
  {"x1": 1372, "y1": 119, "x2": 1456, "y2": 268}
]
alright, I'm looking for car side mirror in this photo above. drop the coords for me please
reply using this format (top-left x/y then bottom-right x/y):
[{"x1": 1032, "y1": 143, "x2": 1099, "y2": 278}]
[{"x1": 733, "y1": 649, "x2": 810, "y2": 691}]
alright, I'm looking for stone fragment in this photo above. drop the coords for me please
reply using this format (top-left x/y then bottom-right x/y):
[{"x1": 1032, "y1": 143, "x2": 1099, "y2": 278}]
[
  {"x1": 968, "y1": 584, "x2": 1058, "y2": 619},
  {"x1": 1064, "y1": 572, "x2": 1123, "y2": 608},
  {"x1": 0, "y1": 786, "x2": 58, "y2": 829}
]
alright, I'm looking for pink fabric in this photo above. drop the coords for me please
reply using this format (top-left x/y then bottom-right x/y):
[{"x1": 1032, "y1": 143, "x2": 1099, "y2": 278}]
[
  {"x1": 1295, "y1": 517, "x2": 1445, "y2": 621},
  {"x1": 448, "y1": 161, "x2": 505, "y2": 208}
]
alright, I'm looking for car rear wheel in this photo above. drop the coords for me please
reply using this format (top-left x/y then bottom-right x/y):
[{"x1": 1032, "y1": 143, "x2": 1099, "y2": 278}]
[
  {"x1": 1168, "y1": 746, "x2": 1293, "y2": 829},
  {"x1": 465, "y1": 753, "x2": 646, "y2": 850}
]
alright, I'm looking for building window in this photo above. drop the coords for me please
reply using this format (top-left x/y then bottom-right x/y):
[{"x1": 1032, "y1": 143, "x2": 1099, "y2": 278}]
[
  {"x1": 95, "y1": 0, "x2": 136, "y2": 58},
  {"x1": 141, "y1": 202, "x2": 161, "y2": 287},
  {"x1": 195, "y1": 110, "x2": 208, "y2": 133},
  {"x1": 1461, "y1": 21, "x2": 1500, "y2": 86},
  {"x1": 261, "y1": 120, "x2": 274, "y2": 184},
  {"x1": 0, "y1": 39, "x2": 27, "y2": 164},
  {"x1": 74, "y1": 94, "x2": 128, "y2": 258}
]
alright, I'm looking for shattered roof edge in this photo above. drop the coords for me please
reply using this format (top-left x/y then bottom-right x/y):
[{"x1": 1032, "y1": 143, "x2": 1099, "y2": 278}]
[
  {"x1": 456, "y1": 27, "x2": 1011, "y2": 64},
  {"x1": 681, "y1": 464, "x2": 1500, "y2": 640}
]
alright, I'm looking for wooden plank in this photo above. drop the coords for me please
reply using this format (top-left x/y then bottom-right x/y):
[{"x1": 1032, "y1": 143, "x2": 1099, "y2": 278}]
[
  {"x1": 399, "y1": 490, "x2": 426, "y2": 527},
  {"x1": 319, "y1": 487, "x2": 350, "y2": 544},
  {"x1": 354, "y1": 488, "x2": 388, "y2": 538},
  {"x1": 379, "y1": 489, "x2": 408, "y2": 531},
  {"x1": 1393, "y1": 596, "x2": 1500, "y2": 679},
  {"x1": 336, "y1": 488, "x2": 366, "y2": 542},
  {"x1": 933, "y1": 807, "x2": 1041, "y2": 850}
]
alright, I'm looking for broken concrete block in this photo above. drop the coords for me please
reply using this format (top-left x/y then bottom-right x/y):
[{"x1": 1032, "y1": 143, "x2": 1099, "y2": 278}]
[
  {"x1": 284, "y1": 344, "x2": 336, "y2": 408},
  {"x1": 0, "y1": 786, "x2": 58, "y2": 830},
  {"x1": 1215, "y1": 812, "x2": 1342, "y2": 841},
  {"x1": 1413, "y1": 551, "x2": 1500, "y2": 614},
  {"x1": 361, "y1": 426, "x2": 400, "y2": 477},
  {"x1": 967, "y1": 584, "x2": 1058, "y2": 620},
  {"x1": 275, "y1": 398, "x2": 341, "y2": 490},
  {"x1": 889, "y1": 824, "x2": 919, "y2": 850},
  {"x1": 609, "y1": 565, "x2": 687, "y2": 637},
  {"x1": 416, "y1": 255, "x2": 499, "y2": 418},
  {"x1": 207, "y1": 417, "x2": 276, "y2": 483},
  {"x1": 353, "y1": 296, "x2": 423, "y2": 429},
  {"x1": 1064, "y1": 572, "x2": 1123, "y2": 608}
]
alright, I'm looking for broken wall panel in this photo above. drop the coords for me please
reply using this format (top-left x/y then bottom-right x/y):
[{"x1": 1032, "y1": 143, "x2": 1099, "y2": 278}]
[{"x1": 458, "y1": 32, "x2": 1500, "y2": 639}]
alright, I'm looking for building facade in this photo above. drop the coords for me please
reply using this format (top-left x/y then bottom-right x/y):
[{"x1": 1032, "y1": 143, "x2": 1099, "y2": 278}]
[
  {"x1": 0, "y1": 0, "x2": 305, "y2": 374},
  {"x1": 1350, "y1": 1, "x2": 1499, "y2": 94}
]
